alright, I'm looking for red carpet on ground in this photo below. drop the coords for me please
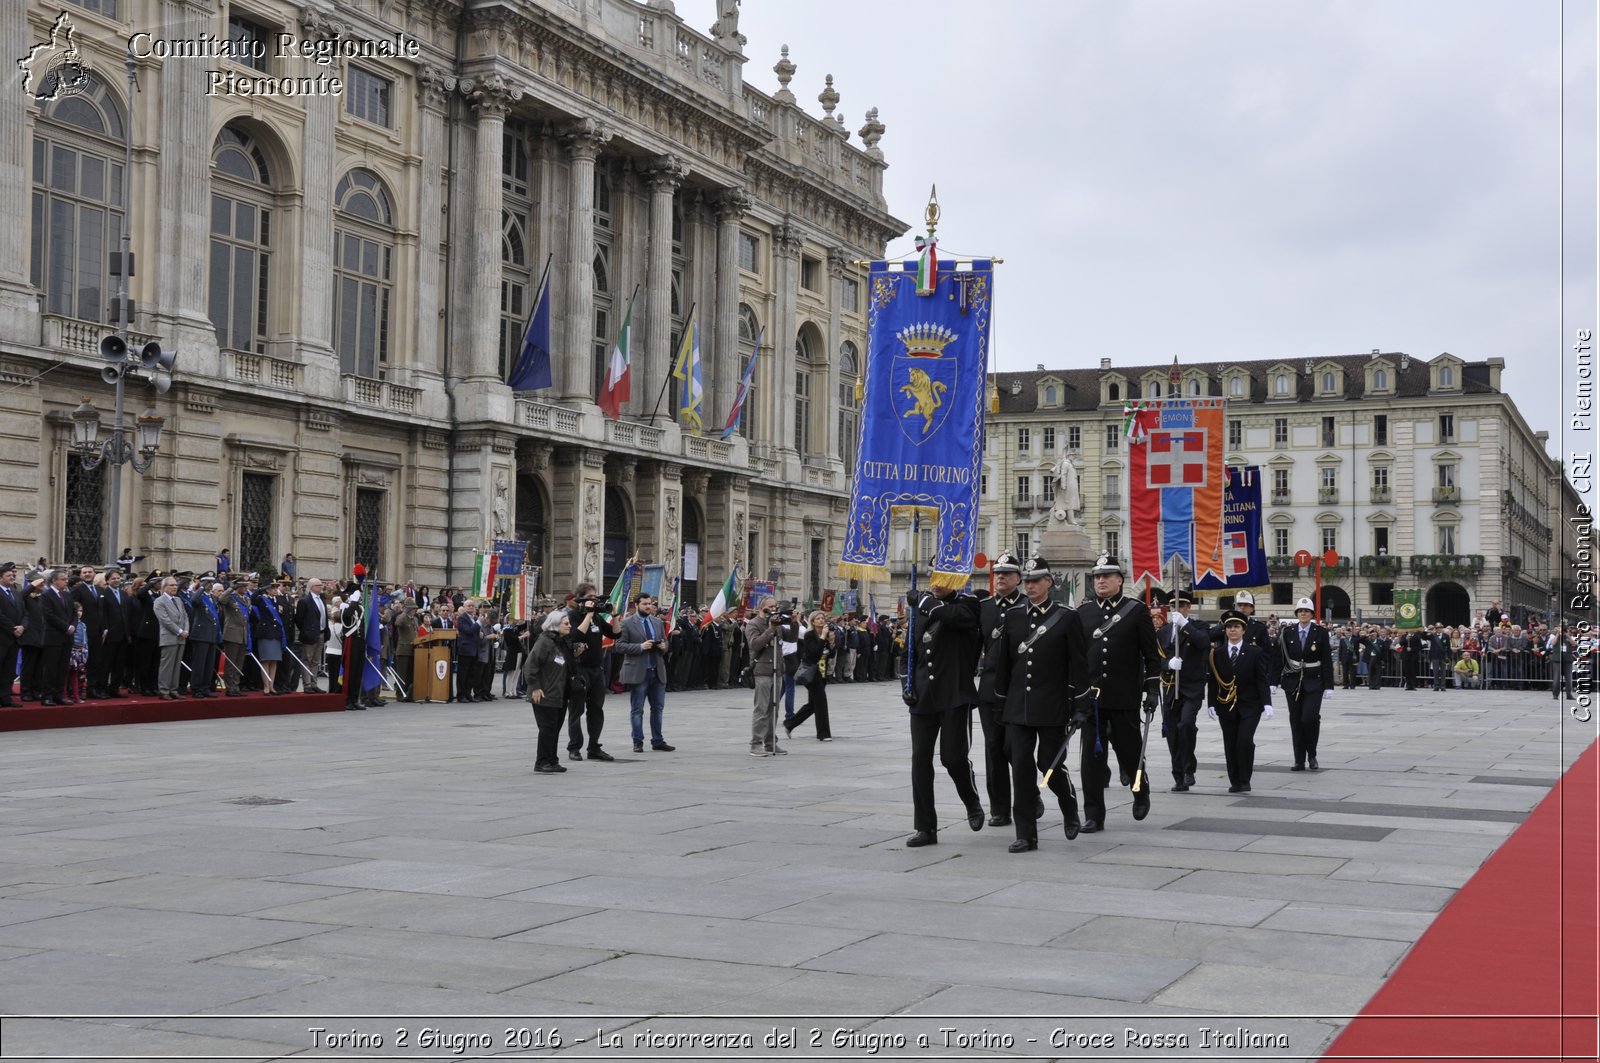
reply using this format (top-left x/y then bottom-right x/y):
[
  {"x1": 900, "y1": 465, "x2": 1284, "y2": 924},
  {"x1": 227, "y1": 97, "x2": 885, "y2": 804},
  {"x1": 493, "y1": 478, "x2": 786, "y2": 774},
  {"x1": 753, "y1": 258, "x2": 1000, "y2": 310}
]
[
  {"x1": 1325, "y1": 737, "x2": 1599, "y2": 1062},
  {"x1": 0, "y1": 689, "x2": 348, "y2": 731}
]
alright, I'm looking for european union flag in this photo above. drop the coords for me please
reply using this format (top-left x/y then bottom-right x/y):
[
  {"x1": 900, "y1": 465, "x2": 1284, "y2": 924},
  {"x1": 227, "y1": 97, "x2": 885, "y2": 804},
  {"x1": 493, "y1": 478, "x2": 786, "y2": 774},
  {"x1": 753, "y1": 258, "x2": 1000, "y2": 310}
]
[{"x1": 505, "y1": 262, "x2": 552, "y2": 392}]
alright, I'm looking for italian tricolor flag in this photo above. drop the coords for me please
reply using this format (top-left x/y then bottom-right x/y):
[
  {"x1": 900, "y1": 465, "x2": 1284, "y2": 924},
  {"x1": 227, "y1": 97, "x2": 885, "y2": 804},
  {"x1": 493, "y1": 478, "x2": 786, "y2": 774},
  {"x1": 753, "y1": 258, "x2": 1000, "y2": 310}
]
[
  {"x1": 471, "y1": 550, "x2": 498, "y2": 597},
  {"x1": 915, "y1": 236, "x2": 937, "y2": 295},
  {"x1": 701, "y1": 564, "x2": 740, "y2": 628},
  {"x1": 598, "y1": 294, "x2": 635, "y2": 419}
]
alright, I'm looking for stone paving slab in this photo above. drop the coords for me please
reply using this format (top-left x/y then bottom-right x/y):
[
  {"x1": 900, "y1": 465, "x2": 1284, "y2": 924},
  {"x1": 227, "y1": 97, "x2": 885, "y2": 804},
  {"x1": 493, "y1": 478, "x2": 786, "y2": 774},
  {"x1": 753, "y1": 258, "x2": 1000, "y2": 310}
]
[{"x1": 0, "y1": 683, "x2": 1582, "y2": 1061}]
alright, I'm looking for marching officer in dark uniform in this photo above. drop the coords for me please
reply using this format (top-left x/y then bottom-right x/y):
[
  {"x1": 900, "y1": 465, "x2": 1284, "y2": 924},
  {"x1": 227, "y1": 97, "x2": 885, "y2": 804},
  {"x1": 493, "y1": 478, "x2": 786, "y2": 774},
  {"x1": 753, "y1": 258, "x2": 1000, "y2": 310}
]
[
  {"x1": 1157, "y1": 589, "x2": 1211, "y2": 792},
  {"x1": 903, "y1": 581, "x2": 986, "y2": 848},
  {"x1": 991, "y1": 557, "x2": 1087, "y2": 852},
  {"x1": 976, "y1": 552, "x2": 1025, "y2": 826},
  {"x1": 1075, "y1": 555, "x2": 1163, "y2": 832},
  {"x1": 1233, "y1": 590, "x2": 1277, "y2": 683},
  {"x1": 1278, "y1": 596, "x2": 1333, "y2": 770},
  {"x1": 1207, "y1": 609, "x2": 1274, "y2": 793}
]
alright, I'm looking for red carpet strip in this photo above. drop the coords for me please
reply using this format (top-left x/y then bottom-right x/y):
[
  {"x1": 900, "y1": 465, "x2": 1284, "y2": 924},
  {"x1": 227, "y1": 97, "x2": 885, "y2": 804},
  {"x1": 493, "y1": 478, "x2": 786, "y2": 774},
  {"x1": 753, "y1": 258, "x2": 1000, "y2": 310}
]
[
  {"x1": 0, "y1": 689, "x2": 348, "y2": 731},
  {"x1": 1324, "y1": 737, "x2": 1598, "y2": 1061}
]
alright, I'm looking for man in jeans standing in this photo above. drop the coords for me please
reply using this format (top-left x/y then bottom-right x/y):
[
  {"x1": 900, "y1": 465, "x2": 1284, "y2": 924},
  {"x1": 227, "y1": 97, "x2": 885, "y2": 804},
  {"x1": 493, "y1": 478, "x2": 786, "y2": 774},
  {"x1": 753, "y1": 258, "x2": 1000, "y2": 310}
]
[
  {"x1": 618, "y1": 595, "x2": 674, "y2": 753},
  {"x1": 746, "y1": 597, "x2": 800, "y2": 756}
]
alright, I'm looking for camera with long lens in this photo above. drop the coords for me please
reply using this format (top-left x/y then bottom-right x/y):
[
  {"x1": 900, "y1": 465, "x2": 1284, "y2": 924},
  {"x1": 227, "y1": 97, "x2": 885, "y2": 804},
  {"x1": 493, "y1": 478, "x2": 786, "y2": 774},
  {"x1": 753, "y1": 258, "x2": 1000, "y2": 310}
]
[{"x1": 587, "y1": 598, "x2": 613, "y2": 616}]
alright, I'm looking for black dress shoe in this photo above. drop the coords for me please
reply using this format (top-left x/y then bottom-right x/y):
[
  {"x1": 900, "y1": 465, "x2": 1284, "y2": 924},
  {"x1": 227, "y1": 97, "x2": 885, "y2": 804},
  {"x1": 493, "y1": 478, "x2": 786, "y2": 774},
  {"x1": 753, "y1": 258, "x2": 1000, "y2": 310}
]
[
  {"x1": 652, "y1": 742, "x2": 676, "y2": 751},
  {"x1": 1308, "y1": 757, "x2": 1320, "y2": 770},
  {"x1": 568, "y1": 750, "x2": 583, "y2": 761},
  {"x1": 988, "y1": 813, "x2": 1012, "y2": 828},
  {"x1": 1240, "y1": 784, "x2": 1252, "y2": 792},
  {"x1": 1184, "y1": 772, "x2": 1195, "y2": 786},
  {"x1": 1008, "y1": 838, "x2": 1037, "y2": 853},
  {"x1": 633, "y1": 742, "x2": 644, "y2": 752},
  {"x1": 966, "y1": 804, "x2": 985, "y2": 831},
  {"x1": 1131, "y1": 784, "x2": 1150, "y2": 821},
  {"x1": 905, "y1": 830, "x2": 937, "y2": 847},
  {"x1": 347, "y1": 704, "x2": 366, "y2": 710},
  {"x1": 588, "y1": 749, "x2": 615, "y2": 762},
  {"x1": 1063, "y1": 807, "x2": 1081, "y2": 841},
  {"x1": 1228, "y1": 785, "x2": 1242, "y2": 793},
  {"x1": 1078, "y1": 820, "x2": 1103, "y2": 834},
  {"x1": 1290, "y1": 764, "x2": 1306, "y2": 772},
  {"x1": 1171, "y1": 782, "x2": 1190, "y2": 792}
]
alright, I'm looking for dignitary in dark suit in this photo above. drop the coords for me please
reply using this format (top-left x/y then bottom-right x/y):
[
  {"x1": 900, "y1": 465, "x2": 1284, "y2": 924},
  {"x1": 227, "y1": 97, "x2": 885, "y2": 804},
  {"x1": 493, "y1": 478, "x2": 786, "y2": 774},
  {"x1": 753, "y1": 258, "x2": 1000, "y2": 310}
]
[
  {"x1": 94, "y1": 569, "x2": 132, "y2": 698},
  {"x1": 1157, "y1": 590, "x2": 1211, "y2": 792},
  {"x1": 1075, "y1": 555, "x2": 1162, "y2": 833},
  {"x1": 975, "y1": 552, "x2": 1025, "y2": 826},
  {"x1": 618, "y1": 595, "x2": 674, "y2": 752},
  {"x1": 17, "y1": 576, "x2": 46, "y2": 701},
  {"x1": 69, "y1": 567, "x2": 103, "y2": 698},
  {"x1": 1398, "y1": 629, "x2": 1423, "y2": 691},
  {"x1": 0, "y1": 562, "x2": 25, "y2": 707},
  {"x1": 1207, "y1": 609, "x2": 1274, "y2": 792},
  {"x1": 184, "y1": 582, "x2": 222, "y2": 698},
  {"x1": 902, "y1": 582, "x2": 985, "y2": 847},
  {"x1": 292, "y1": 578, "x2": 330, "y2": 693},
  {"x1": 991, "y1": 557, "x2": 1087, "y2": 852},
  {"x1": 37, "y1": 568, "x2": 74, "y2": 705},
  {"x1": 1278, "y1": 597, "x2": 1333, "y2": 770},
  {"x1": 454, "y1": 600, "x2": 483, "y2": 702}
]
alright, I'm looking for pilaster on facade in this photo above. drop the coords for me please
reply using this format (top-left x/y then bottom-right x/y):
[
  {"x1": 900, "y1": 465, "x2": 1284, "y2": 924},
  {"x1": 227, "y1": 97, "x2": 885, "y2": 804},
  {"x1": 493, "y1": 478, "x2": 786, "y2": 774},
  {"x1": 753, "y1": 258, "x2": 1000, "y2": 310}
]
[
  {"x1": 643, "y1": 155, "x2": 687, "y2": 422},
  {"x1": 559, "y1": 118, "x2": 614, "y2": 401},
  {"x1": 712, "y1": 187, "x2": 751, "y2": 426}
]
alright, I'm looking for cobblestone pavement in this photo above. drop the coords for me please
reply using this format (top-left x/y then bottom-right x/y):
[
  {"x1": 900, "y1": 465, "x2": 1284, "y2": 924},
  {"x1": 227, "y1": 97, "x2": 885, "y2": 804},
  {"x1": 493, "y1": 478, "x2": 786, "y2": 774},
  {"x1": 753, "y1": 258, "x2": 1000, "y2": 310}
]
[{"x1": 0, "y1": 679, "x2": 1588, "y2": 1061}]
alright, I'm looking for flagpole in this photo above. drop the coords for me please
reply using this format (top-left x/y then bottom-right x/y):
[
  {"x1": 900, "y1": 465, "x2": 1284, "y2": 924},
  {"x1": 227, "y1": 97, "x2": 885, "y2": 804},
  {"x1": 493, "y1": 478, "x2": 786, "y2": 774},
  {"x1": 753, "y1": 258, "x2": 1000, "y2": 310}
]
[
  {"x1": 648, "y1": 301, "x2": 695, "y2": 426},
  {"x1": 601, "y1": 285, "x2": 641, "y2": 419}
]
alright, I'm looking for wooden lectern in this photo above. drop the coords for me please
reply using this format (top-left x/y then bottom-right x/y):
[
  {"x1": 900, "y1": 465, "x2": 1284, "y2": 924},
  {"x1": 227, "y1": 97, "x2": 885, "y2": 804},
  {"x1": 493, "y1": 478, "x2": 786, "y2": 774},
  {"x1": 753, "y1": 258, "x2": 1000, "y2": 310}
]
[{"x1": 413, "y1": 628, "x2": 455, "y2": 703}]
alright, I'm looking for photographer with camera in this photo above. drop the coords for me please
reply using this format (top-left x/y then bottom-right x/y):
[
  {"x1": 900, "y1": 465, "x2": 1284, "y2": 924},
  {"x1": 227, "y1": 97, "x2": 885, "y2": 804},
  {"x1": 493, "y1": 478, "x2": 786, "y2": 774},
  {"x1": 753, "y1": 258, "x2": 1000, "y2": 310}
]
[
  {"x1": 746, "y1": 596, "x2": 801, "y2": 756},
  {"x1": 564, "y1": 582, "x2": 621, "y2": 761}
]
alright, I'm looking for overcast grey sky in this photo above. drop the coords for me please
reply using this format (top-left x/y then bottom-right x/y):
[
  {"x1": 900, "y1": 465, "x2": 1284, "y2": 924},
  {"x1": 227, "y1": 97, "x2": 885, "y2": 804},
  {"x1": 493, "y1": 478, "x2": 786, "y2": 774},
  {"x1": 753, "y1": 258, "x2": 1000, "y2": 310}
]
[{"x1": 691, "y1": 0, "x2": 1596, "y2": 460}]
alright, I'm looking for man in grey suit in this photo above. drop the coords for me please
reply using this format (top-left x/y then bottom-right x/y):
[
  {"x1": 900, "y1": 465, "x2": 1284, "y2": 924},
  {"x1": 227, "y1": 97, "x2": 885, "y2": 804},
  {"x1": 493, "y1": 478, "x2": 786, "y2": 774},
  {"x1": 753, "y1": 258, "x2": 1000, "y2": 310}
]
[
  {"x1": 617, "y1": 595, "x2": 674, "y2": 753},
  {"x1": 152, "y1": 577, "x2": 188, "y2": 699}
]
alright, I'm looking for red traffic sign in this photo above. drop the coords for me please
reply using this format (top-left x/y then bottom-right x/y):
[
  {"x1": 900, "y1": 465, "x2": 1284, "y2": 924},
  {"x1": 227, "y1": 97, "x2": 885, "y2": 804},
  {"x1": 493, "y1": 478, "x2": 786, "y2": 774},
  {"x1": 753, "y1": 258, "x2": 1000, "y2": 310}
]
[
  {"x1": 1322, "y1": 548, "x2": 1341, "y2": 569},
  {"x1": 1293, "y1": 549, "x2": 1313, "y2": 567},
  {"x1": 973, "y1": 552, "x2": 989, "y2": 570}
]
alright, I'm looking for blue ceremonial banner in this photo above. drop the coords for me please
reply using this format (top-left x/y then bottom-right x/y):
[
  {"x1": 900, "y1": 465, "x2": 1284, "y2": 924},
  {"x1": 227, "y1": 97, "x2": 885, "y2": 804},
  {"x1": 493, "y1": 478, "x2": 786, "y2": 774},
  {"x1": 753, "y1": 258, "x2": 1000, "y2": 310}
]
[
  {"x1": 1194, "y1": 465, "x2": 1270, "y2": 593},
  {"x1": 839, "y1": 259, "x2": 993, "y2": 591},
  {"x1": 640, "y1": 563, "x2": 666, "y2": 600},
  {"x1": 493, "y1": 539, "x2": 526, "y2": 578}
]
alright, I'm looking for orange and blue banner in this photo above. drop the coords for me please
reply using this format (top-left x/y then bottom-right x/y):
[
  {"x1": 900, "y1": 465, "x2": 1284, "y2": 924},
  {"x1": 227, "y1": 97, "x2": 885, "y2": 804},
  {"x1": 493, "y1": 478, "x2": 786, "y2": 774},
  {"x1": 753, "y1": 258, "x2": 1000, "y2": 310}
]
[
  {"x1": 1193, "y1": 465, "x2": 1268, "y2": 593},
  {"x1": 1129, "y1": 398, "x2": 1226, "y2": 588}
]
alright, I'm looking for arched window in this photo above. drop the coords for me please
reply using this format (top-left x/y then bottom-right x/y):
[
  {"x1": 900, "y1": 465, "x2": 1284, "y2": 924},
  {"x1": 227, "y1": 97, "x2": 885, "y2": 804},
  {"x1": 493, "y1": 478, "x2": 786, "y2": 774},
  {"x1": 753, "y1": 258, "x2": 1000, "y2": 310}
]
[
  {"x1": 1147, "y1": 380, "x2": 1161, "y2": 399},
  {"x1": 839, "y1": 340, "x2": 861, "y2": 468},
  {"x1": 1188, "y1": 378, "x2": 1202, "y2": 396},
  {"x1": 1045, "y1": 385, "x2": 1057, "y2": 405},
  {"x1": 30, "y1": 74, "x2": 126, "y2": 322},
  {"x1": 498, "y1": 209, "x2": 530, "y2": 381},
  {"x1": 1108, "y1": 382, "x2": 1120, "y2": 402},
  {"x1": 591, "y1": 246, "x2": 613, "y2": 396},
  {"x1": 209, "y1": 125, "x2": 275, "y2": 353},
  {"x1": 734, "y1": 303, "x2": 761, "y2": 440},
  {"x1": 794, "y1": 328, "x2": 815, "y2": 455},
  {"x1": 1373, "y1": 368, "x2": 1388, "y2": 391},
  {"x1": 1439, "y1": 365, "x2": 1454, "y2": 387},
  {"x1": 333, "y1": 169, "x2": 395, "y2": 378},
  {"x1": 1229, "y1": 375, "x2": 1244, "y2": 397},
  {"x1": 1275, "y1": 373, "x2": 1290, "y2": 395},
  {"x1": 1321, "y1": 370, "x2": 1337, "y2": 393}
]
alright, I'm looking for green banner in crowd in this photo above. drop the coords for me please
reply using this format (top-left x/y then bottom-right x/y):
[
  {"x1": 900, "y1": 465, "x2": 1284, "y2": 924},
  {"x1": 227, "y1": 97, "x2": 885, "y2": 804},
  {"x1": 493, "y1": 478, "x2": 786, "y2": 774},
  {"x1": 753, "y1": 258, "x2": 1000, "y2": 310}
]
[{"x1": 1395, "y1": 588, "x2": 1423, "y2": 629}]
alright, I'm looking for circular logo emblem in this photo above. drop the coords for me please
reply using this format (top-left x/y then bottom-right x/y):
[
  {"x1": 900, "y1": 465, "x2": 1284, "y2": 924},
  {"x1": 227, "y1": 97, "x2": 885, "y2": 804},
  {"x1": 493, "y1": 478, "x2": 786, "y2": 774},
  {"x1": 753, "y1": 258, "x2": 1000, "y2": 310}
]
[{"x1": 1398, "y1": 602, "x2": 1419, "y2": 621}]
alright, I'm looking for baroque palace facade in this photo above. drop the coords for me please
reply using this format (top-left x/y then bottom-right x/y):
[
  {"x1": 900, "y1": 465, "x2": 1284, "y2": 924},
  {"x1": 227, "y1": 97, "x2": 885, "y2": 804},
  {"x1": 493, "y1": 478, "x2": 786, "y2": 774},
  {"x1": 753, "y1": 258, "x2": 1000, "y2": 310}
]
[
  {"x1": 2, "y1": 0, "x2": 904, "y2": 603},
  {"x1": 971, "y1": 353, "x2": 1564, "y2": 627}
]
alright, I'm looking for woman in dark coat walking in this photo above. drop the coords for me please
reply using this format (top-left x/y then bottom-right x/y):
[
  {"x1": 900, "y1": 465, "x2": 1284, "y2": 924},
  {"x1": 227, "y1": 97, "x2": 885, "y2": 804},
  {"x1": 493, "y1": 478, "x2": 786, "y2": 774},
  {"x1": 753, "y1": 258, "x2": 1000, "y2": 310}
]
[
  {"x1": 784, "y1": 611, "x2": 835, "y2": 741},
  {"x1": 522, "y1": 610, "x2": 574, "y2": 773}
]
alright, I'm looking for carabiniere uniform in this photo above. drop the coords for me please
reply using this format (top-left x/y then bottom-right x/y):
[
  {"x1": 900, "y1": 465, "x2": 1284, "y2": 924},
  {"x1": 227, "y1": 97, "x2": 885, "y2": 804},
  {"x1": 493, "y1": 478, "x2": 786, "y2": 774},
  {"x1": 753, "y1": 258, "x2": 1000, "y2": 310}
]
[
  {"x1": 991, "y1": 556, "x2": 1088, "y2": 851},
  {"x1": 1075, "y1": 556, "x2": 1163, "y2": 832},
  {"x1": 976, "y1": 553, "x2": 1026, "y2": 826}
]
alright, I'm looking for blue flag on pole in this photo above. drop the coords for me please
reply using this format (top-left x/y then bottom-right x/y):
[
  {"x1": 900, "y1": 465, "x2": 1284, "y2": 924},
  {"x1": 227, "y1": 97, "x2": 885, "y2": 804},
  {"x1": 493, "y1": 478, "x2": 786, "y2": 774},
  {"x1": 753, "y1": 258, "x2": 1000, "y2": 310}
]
[
  {"x1": 672, "y1": 314, "x2": 704, "y2": 433},
  {"x1": 1193, "y1": 464, "x2": 1270, "y2": 593},
  {"x1": 839, "y1": 260, "x2": 994, "y2": 591},
  {"x1": 505, "y1": 264, "x2": 552, "y2": 392}
]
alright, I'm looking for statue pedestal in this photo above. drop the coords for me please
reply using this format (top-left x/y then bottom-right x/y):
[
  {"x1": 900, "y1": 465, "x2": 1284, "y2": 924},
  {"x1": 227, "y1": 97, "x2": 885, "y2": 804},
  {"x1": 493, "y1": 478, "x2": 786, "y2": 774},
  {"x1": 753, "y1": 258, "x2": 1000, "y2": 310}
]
[{"x1": 1039, "y1": 521, "x2": 1095, "y2": 601}]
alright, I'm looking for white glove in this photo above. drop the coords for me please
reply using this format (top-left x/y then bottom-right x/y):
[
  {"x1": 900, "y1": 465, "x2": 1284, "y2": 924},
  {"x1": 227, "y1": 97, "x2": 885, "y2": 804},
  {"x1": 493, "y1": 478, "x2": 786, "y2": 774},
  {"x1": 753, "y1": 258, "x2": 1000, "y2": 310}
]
[
  {"x1": 1207, "y1": 705, "x2": 1217, "y2": 721},
  {"x1": 1167, "y1": 657, "x2": 1183, "y2": 672},
  {"x1": 1172, "y1": 612, "x2": 1188, "y2": 629},
  {"x1": 1323, "y1": 692, "x2": 1333, "y2": 703},
  {"x1": 1263, "y1": 703, "x2": 1275, "y2": 720}
]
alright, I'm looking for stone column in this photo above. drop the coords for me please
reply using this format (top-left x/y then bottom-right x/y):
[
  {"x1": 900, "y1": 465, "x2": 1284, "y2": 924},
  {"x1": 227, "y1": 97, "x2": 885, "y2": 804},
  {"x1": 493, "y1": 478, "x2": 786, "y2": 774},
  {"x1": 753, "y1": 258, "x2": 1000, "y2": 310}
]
[
  {"x1": 559, "y1": 119, "x2": 612, "y2": 401},
  {"x1": 644, "y1": 156, "x2": 686, "y2": 423},
  {"x1": 296, "y1": 6, "x2": 340, "y2": 397},
  {"x1": 824, "y1": 246, "x2": 849, "y2": 463},
  {"x1": 771, "y1": 222, "x2": 804, "y2": 456},
  {"x1": 712, "y1": 189, "x2": 750, "y2": 434},
  {"x1": 460, "y1": 74, "x2": 521, "y2": 384},
  {"x1": 0, "y1": 0, "x2": 36, "y2": 340},
  {"x1": 413, "y1": 66, "x2": 456, "y2": 394}
]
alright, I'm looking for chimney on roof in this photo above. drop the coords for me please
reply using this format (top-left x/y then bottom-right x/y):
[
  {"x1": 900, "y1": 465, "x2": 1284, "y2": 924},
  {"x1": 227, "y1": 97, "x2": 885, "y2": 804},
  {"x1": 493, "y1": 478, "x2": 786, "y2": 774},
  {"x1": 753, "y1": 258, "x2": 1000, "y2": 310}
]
[
  {"x1": 1487, "y1": 357, "x2": 1504, "y2": 391},
  {"x1": 1011, "y1": 381, "x2": 1022, "y2": 395},
  {"x1": 1036, "y1": 363, "x2": 1045, "y2": 372},
  {"x1": 1371, "y1": 349, "x2": 1380, "y2": 356},
  {"x1": 1099, "y1": 357, "x2": 1111, "y2": 370}
]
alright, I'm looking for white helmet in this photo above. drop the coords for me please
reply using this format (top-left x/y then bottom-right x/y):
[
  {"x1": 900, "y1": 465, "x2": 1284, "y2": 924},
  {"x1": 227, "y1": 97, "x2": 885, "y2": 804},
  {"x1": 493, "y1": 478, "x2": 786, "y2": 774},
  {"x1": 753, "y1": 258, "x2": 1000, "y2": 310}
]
[
  {"x1": 1235, "y1": 591, "x2": 1255, "y2": 606},
  {"x1": 1294, "y1": 597, "x2": 1316, "y2": 614}
]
